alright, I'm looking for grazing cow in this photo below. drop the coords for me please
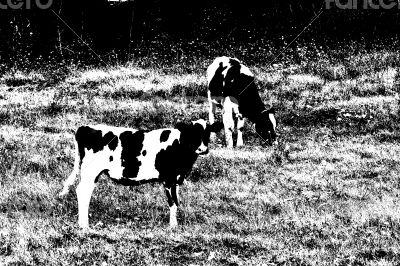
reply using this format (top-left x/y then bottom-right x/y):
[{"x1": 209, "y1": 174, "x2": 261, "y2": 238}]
[
  {"x1": 59, "y1": 119, "x2": 223, "y2": 228},
  {"x1": 207, "y1": 56, "x2": 277, "y2": 147}
]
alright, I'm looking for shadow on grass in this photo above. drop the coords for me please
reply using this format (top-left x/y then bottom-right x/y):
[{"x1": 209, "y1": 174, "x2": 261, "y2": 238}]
[
  {"x1": 169, "y1": 83, "x2": 207, "y2": 98},
  {"x1": 102, "y1": 83, "x2": 208, "y2": 105},
  {"x1": 88, "y1": 103, "x2": 206, "y2": 130},
  {"x1": 342, "y1": 170, "x2": 380, "y2": 181},
  {"x1": 3, "y1": 66, "x2": 71, "y2": 89},
  {"x1": 0, "y1": 187, "x2": 79, "y2": 222},
  {"x1": 103, "y1": 89, "x2": 155, "y2": 101},
  {"x1": 356, "y1": 249, "x2": 400, "y2": 262},
  {"x1": 49, "y1": 228, "x2": 147, "y2": 263},
  {"x1": 349, "y1": 84, "x2": 397, "y2": 97},
  {"x1": 281, "y1": 108, "x2": 339, "y2": 128},
  {"x1": 0, "y1": 102, "x2": 74, "y2": 129},
  {"x1": 280, "y1": 106, "x2": 400, "y2": 140},
  {"x1": 189, "y1": 155, "x2": 227, "y2": 183}
]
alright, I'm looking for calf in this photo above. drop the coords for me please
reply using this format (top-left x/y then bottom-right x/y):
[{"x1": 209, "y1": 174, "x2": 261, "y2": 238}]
[
  {"x1": 207, "y1": 56, "x2": 277, "y2": 147},
  {"x1": 59, "y1": 119, "x2": 223, "y2": 228}
]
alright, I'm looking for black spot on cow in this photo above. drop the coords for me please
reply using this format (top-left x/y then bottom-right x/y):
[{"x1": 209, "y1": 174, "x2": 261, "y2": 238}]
[
  {"x1": 237, "y1": 80, "x2": 265, "y2": 123},
  {"x1": 155, "y1": 139, "x2": 197, "y2": 185},
  {"x1": 109, "y1": 156, "x2": 113, "y2": 162},
  {"x1": 75, "y1": 126, "x2": 111, "y2": 160},
  {"x1": 119, "y1": 130, "x2": 145, "y2": 178},
  {"x1": 160, "y1": 130, "x2": 171, "y2": 142},
  {"x1": 104, "y1": 131, "x2": 118, "y2": 151},
  {"x1": 255, "y1": 110, "x2": 277, "y2": 144},
  {"x1": 175, "y1": 122, "x2": 203, "y2": 150},
  {"x1": 75, "y1": 127, "x2": 119, "y2": 162},
  {"x1": 209, "y1": 62, "x2": 227, "y2": 97},
  {"x1": 229, "y1": 58, "x2": 241, "y2": 66},
  {"x1": 110, "y1": 177, "x2": 156, "y2": 186},
  {"x1": 142, "y1": 150, "x2": 147, "y2": 156},
  {"x1": 155, "y1": 124, "x2": 206, "y2": 185}
]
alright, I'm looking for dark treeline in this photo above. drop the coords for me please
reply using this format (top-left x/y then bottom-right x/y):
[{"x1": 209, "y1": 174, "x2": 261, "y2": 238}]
[{"x1": 0, "y1": 0, "x2": 399, "y2": 67}]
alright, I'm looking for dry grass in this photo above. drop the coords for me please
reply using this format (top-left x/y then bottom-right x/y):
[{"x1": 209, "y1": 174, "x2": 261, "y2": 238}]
[{"x1": 0, "y1": 49, "x2": 400, "y2": 265}]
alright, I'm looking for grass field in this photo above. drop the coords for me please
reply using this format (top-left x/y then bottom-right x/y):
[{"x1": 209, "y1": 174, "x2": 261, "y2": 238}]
[{"x1": 1, "y1": 48, "x2": 400, "y2": 265}]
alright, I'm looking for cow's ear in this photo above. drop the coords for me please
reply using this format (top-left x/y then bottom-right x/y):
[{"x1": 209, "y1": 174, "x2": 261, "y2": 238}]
[
  {"x1": 175, "y1": 122, "x2": 190, "y2": 132},
  {"x1": 218, "y1": 62, "x2": 228, "y2": 71},
  {"x1": 208, "y1": 121, "x2": 224, "y2": 132}
]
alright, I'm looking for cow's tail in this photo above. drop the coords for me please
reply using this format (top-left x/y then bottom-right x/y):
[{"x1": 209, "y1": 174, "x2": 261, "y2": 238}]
[{"x1": 59, "y1": 138, "x2": 80, "y2": 197}]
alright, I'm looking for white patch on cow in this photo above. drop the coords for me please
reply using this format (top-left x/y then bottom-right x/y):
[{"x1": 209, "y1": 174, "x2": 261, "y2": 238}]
[
  {"x1": 269, "y1": 113, "x2": 277, "y2": 130},
  {"x1": 268, "y1": 113, "x2": 278, "y2": 145},
  {"x1": 207, "y1": 90, "x2": 224, "y2": 127},
  {"x1": 193, "y1": 119, "x2": 207, "y2": 130},
  {"x1": 206, "y1": 56, "x2": 230, "y2": 84},
  {"x1": 169, "y1": 204, "x2": 178, "y2": 228},
  {"x1": 134, "y1": 129, "x2": 180, "y2": 181},
  {"x1": 196, "y1": 142, "x2": 208, "y2": 154},
  {"x1": 222, "y1": 96, "x2": 242, "y2": 148},
  {"x1": 239, "y1": 64, "x2": 254, "y2": 78},
  {"x1": 236, "y1": 113, "x2": 245, "y2": 147},
  {"x1": 192, "y1": 119, "x2": 209, "y2": 154},
  {"x1": 90, "y1": 124, "x2": 132, "y2": 134},
  {"x1": 164, "y1": 185, "x2": 178, "y2": 228},
  {"x1": 76, "y1": 148, "x2": 107, "y2": 228},
  {"x1": 107, "y1": 140, "x2": 125, "y2": 179}
]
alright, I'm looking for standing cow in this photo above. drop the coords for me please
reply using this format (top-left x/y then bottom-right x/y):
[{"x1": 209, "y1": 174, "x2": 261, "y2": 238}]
[
  {"x1": 59, "y1": 119, "x2": 223, "y2": 228},
  {"x1": 207, "y1": 56, "x2": 277, "y2": 147}
]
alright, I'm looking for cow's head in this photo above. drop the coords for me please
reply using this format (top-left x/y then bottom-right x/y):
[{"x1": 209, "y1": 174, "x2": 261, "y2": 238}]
[
  {"x1": 176, "y1": 119, "x2": 223, "y2": 155},
  {"x1": 255, "y1": 108, "x2": 277, "y2": 146}
]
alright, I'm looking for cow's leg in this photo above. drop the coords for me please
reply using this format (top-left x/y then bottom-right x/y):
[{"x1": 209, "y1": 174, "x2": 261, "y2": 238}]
[
  {"x1": 222, "y1": 110, "x2": 234, "y2": 148},
  {"x1": 208, "y1": 100, "x2": 217, "y2": 125},
  {"x1": 236, "y1": 114, "x2": 245, "y2": 147},
  {"x1": 59, "y1": 169, "x2": 79, "y2": 197},
  {"x1": 165, "y1": 183, "x2": 179, "y2": 228},
  {"x1": 208, "y1": 93, "x2": 218, "y2": 141},
  {"x1": 223, "y1": 97, "x2": 236, "y2": 148},
  {"x1": 59, "y1": 141, "x2": 80, "y2": 197},
  {"x1": 76, "y1": 166, "x2": 100, "y2": 228}
]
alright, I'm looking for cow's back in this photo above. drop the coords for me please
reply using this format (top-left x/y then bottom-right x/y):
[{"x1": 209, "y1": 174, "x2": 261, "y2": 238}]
[
  {"x1": 75, "y1": 125, "x2": 124, "y2": 162},
  {"x1": 75, "y1": 125, "x2": 197, "y2": 185}
]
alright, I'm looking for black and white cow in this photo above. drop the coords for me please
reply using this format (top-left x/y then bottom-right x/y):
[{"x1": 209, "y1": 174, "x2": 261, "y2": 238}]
[
  {"x1": 59, "y1": 119, "x2": 223, "y2": 228},
  {"x1": 207, "y1": 56, "x2": 277, "y2": 147}
]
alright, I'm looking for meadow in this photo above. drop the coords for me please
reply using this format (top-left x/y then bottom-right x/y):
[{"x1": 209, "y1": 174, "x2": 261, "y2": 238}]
[{"x1": 0, "y1": 45, "x2": 400, "y2": 265}]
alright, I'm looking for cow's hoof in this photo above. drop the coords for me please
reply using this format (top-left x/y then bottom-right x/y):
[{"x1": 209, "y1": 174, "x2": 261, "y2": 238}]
[
  {"x1": 78, "y1": 222, "x2": 90, "y2": 229},
  {"x1": 169, "y1": 221, "x2": 178, "y2": 229}
]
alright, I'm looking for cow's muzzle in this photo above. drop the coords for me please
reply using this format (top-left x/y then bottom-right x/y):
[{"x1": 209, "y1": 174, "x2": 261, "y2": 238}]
[{"x1": 196, "y1": 147, "x2": 209, "y2": 155}]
